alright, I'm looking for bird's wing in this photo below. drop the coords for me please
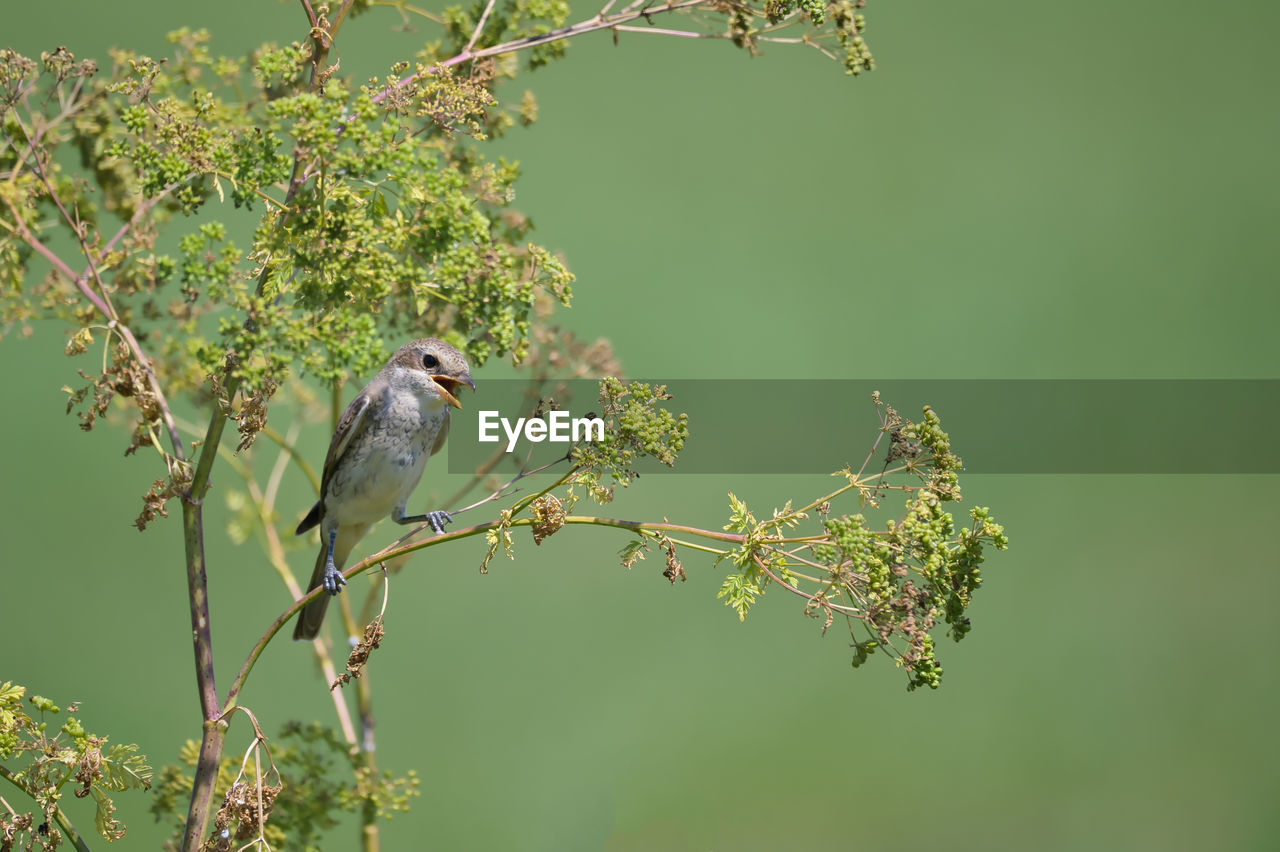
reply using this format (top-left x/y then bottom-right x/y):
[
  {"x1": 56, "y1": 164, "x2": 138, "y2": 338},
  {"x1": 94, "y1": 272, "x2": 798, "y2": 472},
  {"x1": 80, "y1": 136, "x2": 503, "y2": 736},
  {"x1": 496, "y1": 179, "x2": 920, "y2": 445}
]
[{"x1": 320, "y1": 389, "x2": 373, "y2": 496}]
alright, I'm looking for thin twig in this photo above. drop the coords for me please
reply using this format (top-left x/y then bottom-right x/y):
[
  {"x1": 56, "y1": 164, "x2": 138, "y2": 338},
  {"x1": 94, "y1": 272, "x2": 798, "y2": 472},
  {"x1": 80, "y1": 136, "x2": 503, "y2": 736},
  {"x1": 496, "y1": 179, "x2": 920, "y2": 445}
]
[
  {"x1": 263, "y1": 421, "x2": 301, "y2": 511},
  {"x1": 368, "y1": 0, "x2": 445, "y2": 26},
  {"x1": 300, "y1": 0, "x2": 319, "y2": 29},
  {"x1": 464, "y1": 0, "x2": 499, "y2": 54},
  {"x1": 0, "y1": 766, "x2": 93, "y2": 852},
  {"x1": 754, "y1": 555, "x2": 861, "y2": 615},
  {"x1": 328, "y1": 0, "x2": 361, "y2": 41},
  {"x1": 258, "y1": 422, "x2": 321, "y2": 494},
  {"x1": 6, "y1": 119, "x2": 188, "y2": 464},
  {"x1": 91, "y1": 182, "x2": 182, "y2": 268},
  {"x1": 611, "y1": 25, "x2": 718, "y2": 38},
  {"x1": 226, "y1": 509, "x2": 751, "y2": 703},
  {"x1": 371, "y1": 0, "x2": 711, "y2": 107}
]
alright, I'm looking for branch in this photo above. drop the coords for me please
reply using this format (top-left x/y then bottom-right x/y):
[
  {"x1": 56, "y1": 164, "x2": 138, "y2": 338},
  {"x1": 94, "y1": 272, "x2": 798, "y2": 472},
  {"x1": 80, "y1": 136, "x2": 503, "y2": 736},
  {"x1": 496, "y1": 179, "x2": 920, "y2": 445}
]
[
  {"x1": 0, "y1": 765, "x2": 93, "y2": 852},
  {"x1": 258, "y1": 422, "x2": 321, "y2": 494},
  {"x1": 5, "y1": 120, "x2": 188, "y2": 464},
  {"x1": 610, "y1": 24, "x2": 719, "y2": 38},
  {"x1": 464, "y1": 0, "x2": 499, "y2": 54},
  {"x1": 328, "y1": 0, "x2": 361, "y2": 42},
  {"x1": 371, "y1": 0, "x2": 712, "y2": 107},
  {"x1": 91, "y1": 183, "x2": 181, "y2": 269},
  {"x1": 224, "y1": 510, "x2": 749, "y2": 706},
  {"x1": 300, "y1": 0, "x2": 319, "y2": 28},
  {"x1": 366, "y1": 0, "x2": 445, "y2": 26},
  {"x1": 753, "y1": 553, "x2": 860, "y2": 616},
  {"x1": 1, "y1": 197, "x2": 108, "y2": 314}
]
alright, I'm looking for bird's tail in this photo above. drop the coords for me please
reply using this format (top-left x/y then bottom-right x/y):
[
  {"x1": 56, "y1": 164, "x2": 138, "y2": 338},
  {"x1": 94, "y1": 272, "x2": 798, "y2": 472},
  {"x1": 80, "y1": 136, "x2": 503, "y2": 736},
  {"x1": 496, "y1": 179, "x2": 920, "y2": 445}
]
[{"x1": 293, "y1": 544, "x2": 336, "y2": 641}]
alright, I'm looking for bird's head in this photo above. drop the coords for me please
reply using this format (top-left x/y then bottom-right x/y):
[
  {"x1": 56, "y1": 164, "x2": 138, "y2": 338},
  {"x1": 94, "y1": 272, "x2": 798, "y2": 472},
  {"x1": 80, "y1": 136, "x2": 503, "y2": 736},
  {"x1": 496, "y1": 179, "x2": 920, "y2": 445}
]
[{"x1": 390, "y1": 338, "x2": 475, "y2": 408}]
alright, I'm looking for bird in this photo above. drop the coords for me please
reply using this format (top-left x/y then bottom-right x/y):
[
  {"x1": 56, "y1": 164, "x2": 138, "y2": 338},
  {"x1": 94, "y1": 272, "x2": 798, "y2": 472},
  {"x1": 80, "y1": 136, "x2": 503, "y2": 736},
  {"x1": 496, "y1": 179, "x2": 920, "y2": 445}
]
[{"x1": 293, "y1": 338, "x2": 474, "y2": 640}]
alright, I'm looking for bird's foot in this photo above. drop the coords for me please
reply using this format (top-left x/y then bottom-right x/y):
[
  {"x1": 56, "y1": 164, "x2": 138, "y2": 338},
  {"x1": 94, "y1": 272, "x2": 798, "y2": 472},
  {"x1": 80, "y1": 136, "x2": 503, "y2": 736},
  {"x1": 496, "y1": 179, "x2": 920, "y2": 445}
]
[
  {"x1": 425, "y1": 510, "x2": 453, "y2": 534},
  {"x1": 322, "y1": 560, "x2": 347, "y2": 595}
]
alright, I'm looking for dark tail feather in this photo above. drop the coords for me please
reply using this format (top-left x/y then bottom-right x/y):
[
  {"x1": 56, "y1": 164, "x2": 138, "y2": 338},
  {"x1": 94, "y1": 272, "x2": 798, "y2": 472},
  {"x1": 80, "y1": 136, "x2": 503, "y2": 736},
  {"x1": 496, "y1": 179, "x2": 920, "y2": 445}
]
[
  {"x1": 296, "y1": 500, "x2": 322, "y2": 535},
  {"x1": 293, "y1": 545, "x2": 332, "y2": 641}
]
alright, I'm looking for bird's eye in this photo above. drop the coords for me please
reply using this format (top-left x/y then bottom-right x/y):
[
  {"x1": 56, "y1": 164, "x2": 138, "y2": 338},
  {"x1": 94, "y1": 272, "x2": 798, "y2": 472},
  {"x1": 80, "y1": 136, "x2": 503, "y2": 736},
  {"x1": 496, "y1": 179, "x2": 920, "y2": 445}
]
[{"x1": 422, "y1": 353, "x2": 440, "y2": 370}]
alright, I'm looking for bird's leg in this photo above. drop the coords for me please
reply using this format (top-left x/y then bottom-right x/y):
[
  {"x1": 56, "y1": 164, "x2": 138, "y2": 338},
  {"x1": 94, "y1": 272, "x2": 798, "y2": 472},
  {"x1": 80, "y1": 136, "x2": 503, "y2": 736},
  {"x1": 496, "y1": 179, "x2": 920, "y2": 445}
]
[
  {"x1": 322, "y1": 527, "x2": 346, "y2": 594},
  {"x1": 393, "y1": 506, "x2": 454, "y2": 534}
]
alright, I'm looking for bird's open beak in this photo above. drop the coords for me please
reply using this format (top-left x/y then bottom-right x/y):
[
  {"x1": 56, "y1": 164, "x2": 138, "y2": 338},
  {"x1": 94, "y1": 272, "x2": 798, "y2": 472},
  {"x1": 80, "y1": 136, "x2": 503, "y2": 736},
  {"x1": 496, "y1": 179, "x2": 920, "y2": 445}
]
[{"x1": 431, "y1": 375, "x2": 475, "y2": 409}]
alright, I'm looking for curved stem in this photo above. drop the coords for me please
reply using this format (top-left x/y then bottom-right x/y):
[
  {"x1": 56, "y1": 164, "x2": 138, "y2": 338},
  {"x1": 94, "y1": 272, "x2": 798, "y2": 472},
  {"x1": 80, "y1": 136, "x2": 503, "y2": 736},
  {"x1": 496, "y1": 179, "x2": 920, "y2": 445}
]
[
  {"x1": 238, "y1": 441, "x2": 359, "y2": 746},
  {"x1": 561, "y1": 516, "x2": 745, "y2": 543},
  {"x1": 259, "y1": 421, "x2": 322, "y2": 495},
  {"x1": 225, "y1": 511, "x2": 747, "y2": 704}
]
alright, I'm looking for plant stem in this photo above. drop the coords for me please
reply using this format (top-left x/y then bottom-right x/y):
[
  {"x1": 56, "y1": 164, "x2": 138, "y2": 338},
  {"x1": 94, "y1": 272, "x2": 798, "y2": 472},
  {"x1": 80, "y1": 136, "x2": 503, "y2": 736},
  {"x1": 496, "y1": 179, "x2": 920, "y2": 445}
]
[
  {"x1": 225, "y1": 511, "x2": 749, "y2": 701},
  {"x1": 356, "y1": 667, "x2": 380, "y2": 852},
  {"x1": 178, "y1": 452, "x2": 228, "y2": 852},
  {"x1": 259, "y1": 422, "x2": 321, "y2": 492},
  {"x1": 183, "y1": 718, "x2": 229, "y2": 852},
  {"x1": 7, "y1": 117, "x2": 188, "y2": 462},
  {"x1": 0, "y1": 767, "x2": 92, "y2": 852},
  {"x1": 181, "y1": 0, "x2": 365, "y2": 839},
  {"x1": 371, "y1": 0, "x2": 712, "y2": 106}
]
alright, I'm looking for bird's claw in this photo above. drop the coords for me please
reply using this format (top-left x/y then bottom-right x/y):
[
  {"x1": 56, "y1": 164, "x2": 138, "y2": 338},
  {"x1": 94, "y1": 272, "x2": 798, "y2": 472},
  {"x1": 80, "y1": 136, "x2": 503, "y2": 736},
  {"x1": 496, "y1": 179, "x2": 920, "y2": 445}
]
[
  {"x1": 426, "y1": 510, "x2": 453, "y2": 535},
  {"x1": 322, "y1": 561, "x2": 347, "y2": 595}
]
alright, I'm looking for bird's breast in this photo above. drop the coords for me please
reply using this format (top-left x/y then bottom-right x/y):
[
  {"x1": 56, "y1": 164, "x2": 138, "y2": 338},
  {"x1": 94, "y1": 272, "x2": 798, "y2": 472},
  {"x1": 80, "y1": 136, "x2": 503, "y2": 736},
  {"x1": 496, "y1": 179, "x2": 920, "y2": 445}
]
[{"x1": 323, "y1": 393, "x2": 448, "y2": 524}]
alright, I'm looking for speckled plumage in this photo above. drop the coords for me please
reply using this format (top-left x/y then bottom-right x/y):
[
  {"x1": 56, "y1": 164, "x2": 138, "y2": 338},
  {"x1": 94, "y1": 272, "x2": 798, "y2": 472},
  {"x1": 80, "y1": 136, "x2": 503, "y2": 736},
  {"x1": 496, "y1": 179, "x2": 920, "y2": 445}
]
[{"x1": 293, "y1": 338, "x2": 474, "y2": 640}]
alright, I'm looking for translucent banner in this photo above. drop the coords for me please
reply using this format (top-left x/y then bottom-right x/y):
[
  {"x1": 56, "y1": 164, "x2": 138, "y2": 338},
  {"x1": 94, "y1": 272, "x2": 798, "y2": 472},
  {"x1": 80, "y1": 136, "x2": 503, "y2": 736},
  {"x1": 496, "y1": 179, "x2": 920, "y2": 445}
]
[{"x1": 445, "y1": 379, "x2": 1280, "y2": 474}]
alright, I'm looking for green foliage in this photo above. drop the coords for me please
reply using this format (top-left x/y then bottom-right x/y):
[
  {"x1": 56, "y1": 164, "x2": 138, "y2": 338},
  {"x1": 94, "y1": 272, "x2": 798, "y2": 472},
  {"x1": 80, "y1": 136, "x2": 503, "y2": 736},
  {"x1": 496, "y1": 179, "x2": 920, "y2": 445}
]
[
  {"x1": 715, "y1": 492, "x2": 801, "y2": 621},
  {"x1": 830, "y1": 1, "x2": 875, "y2": 75},
  {"x1": 477, "y1": 379, "x2": 686, "y2": 571},
  {"x1": 1, "y1": 31, "x2": 571, "y2": 389},
  {"x1": 717, "y1": 565, "x2": 764, "y2": 622},
  {"x1": 712, "y1": 399, "x2": 1008, "y2": 690},
  {"x1": 618, "y1": 537, "x2": 650, "y2": 570},
  {"x1": 1, "y1": 32, "x2": 575, "y2": 524},
  {"x1": 615, "y1": 530, "x2": 685, "y2": 582},
  {"x1": 91, "y1": 31, "x2": 562, "y2": 384},
  {"x1": 570, "y1": 378, "x2": 690, "y2": 503},
  {"x1": 481, "y1": 506, "x2": 517, "y2": 571},
  {"x1": 763, "y1": 0, "x2": 828, "y2": 26},
  {"x1": 0, "y1": 682, "x2": 153, "y2": 847},
  {"x1": 150, "y1": 722, "x2": 418, "y2": 851}
]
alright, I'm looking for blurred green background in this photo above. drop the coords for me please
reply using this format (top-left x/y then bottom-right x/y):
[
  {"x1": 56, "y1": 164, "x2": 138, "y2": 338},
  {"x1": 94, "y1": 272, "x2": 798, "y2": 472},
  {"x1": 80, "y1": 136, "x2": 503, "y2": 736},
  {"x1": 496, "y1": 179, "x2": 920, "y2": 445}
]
[{"x1": 4, "y1": 1, "x2": 1279, "y2": 849}]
